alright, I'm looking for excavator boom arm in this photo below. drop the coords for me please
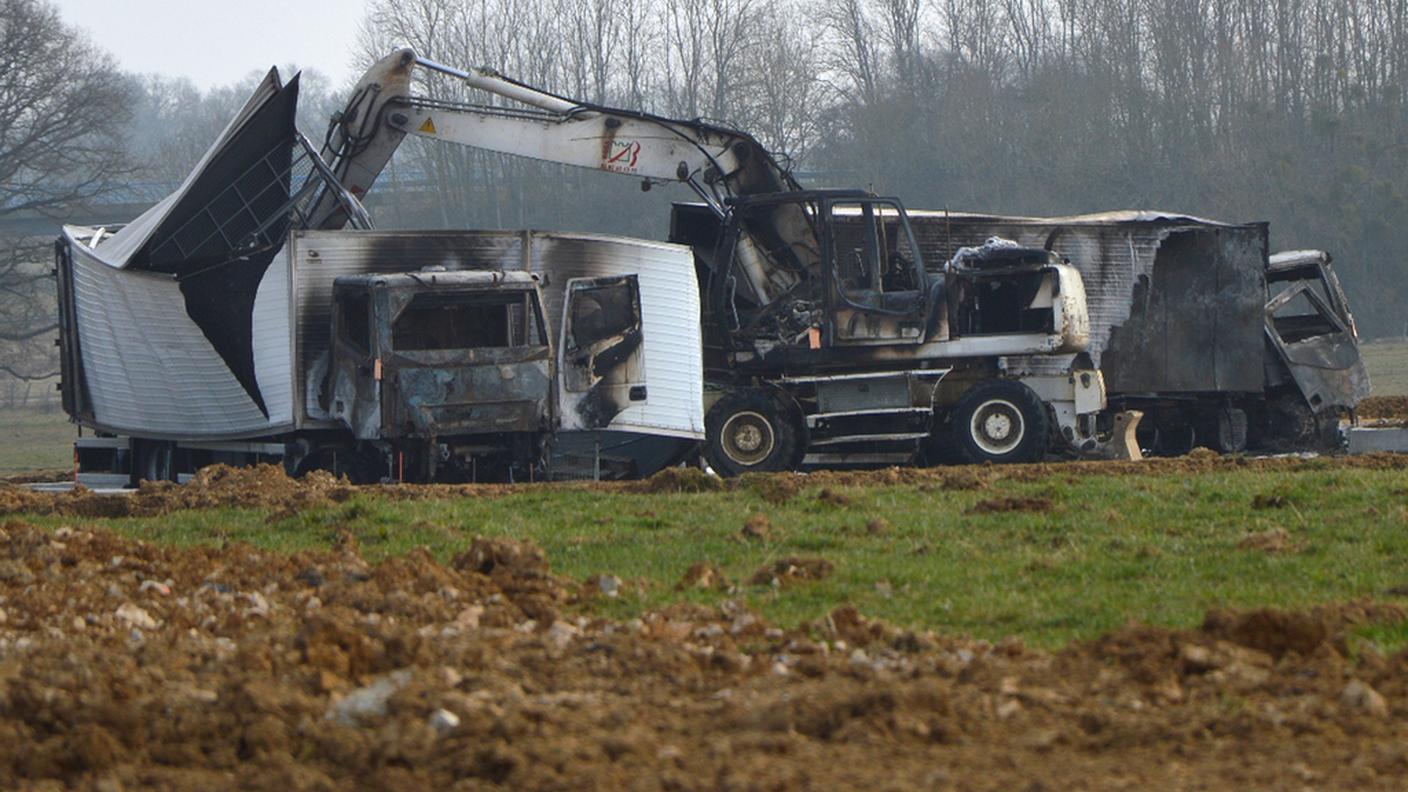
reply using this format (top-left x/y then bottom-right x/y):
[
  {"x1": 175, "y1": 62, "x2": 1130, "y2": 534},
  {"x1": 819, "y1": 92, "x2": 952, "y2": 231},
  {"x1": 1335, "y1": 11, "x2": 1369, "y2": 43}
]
[
  {"x1": 313, "y1": 48, "x2": 818, "y2": 318},
  {"x1": 311, "y1": 48, "x2": 795, "y2": 229}
]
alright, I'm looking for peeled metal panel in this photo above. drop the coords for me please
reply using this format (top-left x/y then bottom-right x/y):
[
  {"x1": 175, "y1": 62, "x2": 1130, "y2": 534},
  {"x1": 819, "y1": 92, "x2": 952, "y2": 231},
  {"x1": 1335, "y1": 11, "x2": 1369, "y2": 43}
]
[
  {"x1": 65, "y1": 231, "x2": 294, "y2": 439},
  {"x1": 87, "y1": 69, "x2": 287, "y2": 269},
  {"x1": 77, "y1": 71, "x2": 301, "y2": 417}
]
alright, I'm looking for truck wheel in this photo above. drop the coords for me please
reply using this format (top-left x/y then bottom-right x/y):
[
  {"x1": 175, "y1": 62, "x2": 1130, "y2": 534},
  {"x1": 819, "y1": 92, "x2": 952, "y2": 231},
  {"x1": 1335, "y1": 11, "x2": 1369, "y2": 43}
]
[
  {"x1": 132, "y1": 440, "x2": 174, "y2": 485},
  {"x1": 950, "y1": 380, "x2": 1049, "y2": 464},
  {"x1": 705, "y1": 389, "x2": 800, "y2": 477}
]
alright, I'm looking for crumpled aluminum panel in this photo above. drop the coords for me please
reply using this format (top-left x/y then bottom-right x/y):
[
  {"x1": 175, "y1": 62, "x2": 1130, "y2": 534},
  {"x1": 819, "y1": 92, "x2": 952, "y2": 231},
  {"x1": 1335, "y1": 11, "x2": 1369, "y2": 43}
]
[{"x1": 64, "y1": 234, "x2": 294, "y2": 438}]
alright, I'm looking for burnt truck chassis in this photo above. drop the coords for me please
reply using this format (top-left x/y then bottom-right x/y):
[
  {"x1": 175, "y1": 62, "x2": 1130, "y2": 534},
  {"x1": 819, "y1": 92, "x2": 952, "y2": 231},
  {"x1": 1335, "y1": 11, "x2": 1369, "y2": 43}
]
[{"x1": 879, "y1": 211, "x2": 1370, "y2": 454}]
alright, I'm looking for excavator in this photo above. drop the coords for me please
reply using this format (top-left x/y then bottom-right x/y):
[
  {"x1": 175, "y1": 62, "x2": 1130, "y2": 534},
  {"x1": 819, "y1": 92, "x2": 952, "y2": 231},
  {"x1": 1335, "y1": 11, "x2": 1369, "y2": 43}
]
[{"x1": 309, "y1": 49, "x2": 1108, "y2": 474}]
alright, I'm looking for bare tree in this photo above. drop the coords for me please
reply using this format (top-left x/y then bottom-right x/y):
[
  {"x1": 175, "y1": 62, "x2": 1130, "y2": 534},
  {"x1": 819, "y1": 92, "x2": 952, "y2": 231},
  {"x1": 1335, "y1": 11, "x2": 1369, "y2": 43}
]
[
  {"x1": 737, "y1": 3, "x2": 825, "y2": 161},
  {"x1": 0, "y1": 0, "x2": 135, "y2": 391},
  {"x1": 820, "y1": 0, "x2": 882, "y2": 108}
]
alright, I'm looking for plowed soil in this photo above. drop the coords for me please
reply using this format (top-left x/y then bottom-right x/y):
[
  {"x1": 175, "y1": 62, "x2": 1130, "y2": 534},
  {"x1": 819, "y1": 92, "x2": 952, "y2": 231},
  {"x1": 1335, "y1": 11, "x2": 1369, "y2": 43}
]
[
  {"x1": 1361, "y1": 395, "x2": 1408, "y2": 423},
  {"x1": 4, "y1": 452, "x2": 1408, "y2": 518},
  {"x1": 2, "y1": 520, "x2": 1407, "y2": 790}
]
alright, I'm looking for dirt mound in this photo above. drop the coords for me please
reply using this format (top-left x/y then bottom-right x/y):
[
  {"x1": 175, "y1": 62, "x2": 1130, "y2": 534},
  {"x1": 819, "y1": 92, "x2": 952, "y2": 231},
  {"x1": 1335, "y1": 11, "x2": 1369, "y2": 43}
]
[
  {"x1": 748, "y1": 556, "x2": 835, "y2": 586},
  {"x1": 1361, "y1": 395, "x2": 1408, "y2": 421},
  {"x1": 815, "y1": 487, "x2": 853, "y2": 507},
  {"x1": 450, "y1": 537, "x2": 567, "y2": 624},
  {"x1": 0, "y1": 464, "x2": 356, "y2": 518},
  {"x1": 1, "y1": 522, "x2": 1407, "y2": 789},
  {"x1": 739, "y1": 512, "x2": 772, "y2": 541},
  {"x1": 134, "y1": 464, "x2": 350, "y2": 514},
  {"x1": 6, "y1": 452, "x2": 1408, "y2": 525},
  {"x1": 1203, "y1": 601, "x2": 1405, "y2": 659},
  {"x1": 676, "y1": 561, "x2": 730, "y2": 591},
  {"x1": 1238, "y1": 527, "x2": 1301, "y2": 553},
  {"x1": 966, "y1": 495, "x2": 1054, "y2": 515},
  {"x1": 626, "y1": 466, "x2": 724, "y2": 494}
]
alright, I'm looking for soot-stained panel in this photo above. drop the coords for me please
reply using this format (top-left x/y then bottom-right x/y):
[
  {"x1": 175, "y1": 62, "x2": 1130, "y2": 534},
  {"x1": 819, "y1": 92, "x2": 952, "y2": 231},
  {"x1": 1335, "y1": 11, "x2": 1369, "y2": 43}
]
[{"x1": 134, "y1": 75, "x2": 300, "y2": 274}]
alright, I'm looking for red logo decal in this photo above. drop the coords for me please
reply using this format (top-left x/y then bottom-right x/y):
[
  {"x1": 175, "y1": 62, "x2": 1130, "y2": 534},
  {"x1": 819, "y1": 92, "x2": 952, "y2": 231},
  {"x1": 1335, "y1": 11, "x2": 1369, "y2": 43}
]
[{"x1": 603, "y1": 140, "x2": 641, "y2": 173}]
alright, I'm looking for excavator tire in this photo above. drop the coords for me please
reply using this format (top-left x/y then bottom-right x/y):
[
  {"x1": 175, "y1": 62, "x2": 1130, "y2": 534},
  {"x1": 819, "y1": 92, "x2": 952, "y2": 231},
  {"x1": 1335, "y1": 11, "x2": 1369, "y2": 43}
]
[
  {"x1": 949, "y1": 379, "x2": 1049, "y2": 465},
  {"x1": 704, "y1": 389, "x2": 801, "y2": 477}
]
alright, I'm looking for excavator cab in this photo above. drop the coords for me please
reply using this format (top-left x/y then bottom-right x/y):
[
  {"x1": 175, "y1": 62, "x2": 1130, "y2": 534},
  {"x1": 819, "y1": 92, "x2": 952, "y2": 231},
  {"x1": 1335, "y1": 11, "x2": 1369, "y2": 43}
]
[
  {"x1": 710, "y1": 191, "x2": 931, "y2": 352},
  {"x1": 823, "y1": 197, "x2": 929, "y2": 346}
]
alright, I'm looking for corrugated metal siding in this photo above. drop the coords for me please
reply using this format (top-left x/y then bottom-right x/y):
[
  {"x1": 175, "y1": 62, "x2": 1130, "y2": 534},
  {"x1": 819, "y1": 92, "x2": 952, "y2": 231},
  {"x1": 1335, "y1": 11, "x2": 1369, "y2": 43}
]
[
  {"x1": 290, "y1": 229, "x2": 703, "y2": 438},
  {"x1": 67, "y1": 233, "x2": 294, "y2": 438}
]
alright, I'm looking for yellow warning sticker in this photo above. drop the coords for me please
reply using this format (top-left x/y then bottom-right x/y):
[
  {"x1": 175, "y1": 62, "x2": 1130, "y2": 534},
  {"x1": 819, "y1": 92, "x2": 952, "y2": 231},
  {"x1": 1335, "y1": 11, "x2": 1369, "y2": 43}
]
[{"x1": 418, "y1": 117, "x2": 438, "y2": 135}]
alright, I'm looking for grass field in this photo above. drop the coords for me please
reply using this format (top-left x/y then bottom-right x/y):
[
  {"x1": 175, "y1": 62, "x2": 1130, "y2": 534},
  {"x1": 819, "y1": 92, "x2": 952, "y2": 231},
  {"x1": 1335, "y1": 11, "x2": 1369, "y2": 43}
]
[
  {"x1": 18, "y1": 462, "x2": 1408, "y2": 649},
  {"x1": 0, "y1": 406, "x2": 73, "y2": 473},
  {"x1": 1, "y1": 344, "x2": 1403, "y2": 650},
  {"x1": 1363, "y1": 338, "x2": 1408, "y2": 395}
]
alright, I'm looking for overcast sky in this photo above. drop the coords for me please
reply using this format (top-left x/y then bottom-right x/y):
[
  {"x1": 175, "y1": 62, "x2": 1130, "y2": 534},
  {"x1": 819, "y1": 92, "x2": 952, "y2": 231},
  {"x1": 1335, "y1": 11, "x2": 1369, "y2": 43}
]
[{"x1": 52, "y1": 0, "x2": 362, "y2": 89}]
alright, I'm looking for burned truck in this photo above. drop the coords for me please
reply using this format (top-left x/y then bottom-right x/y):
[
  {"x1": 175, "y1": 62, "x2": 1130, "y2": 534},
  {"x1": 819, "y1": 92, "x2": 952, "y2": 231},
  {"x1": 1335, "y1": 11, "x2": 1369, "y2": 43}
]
[
  {"x1": 54, "y1": 70, "x2": 703, "y2": 485},
  {"x1": 868, "y1": 210, "x2": 1370, "y2": 452},
  {"x1": 307, "y1": 49, "x2": 1110, "y2": 474}
]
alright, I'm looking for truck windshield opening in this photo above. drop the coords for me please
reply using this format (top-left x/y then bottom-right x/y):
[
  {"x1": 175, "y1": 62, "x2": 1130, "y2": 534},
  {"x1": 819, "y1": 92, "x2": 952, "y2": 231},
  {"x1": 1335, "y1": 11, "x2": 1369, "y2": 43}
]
[{"x1": 393, "y1": 291, "x2": 543, "y2": 351}]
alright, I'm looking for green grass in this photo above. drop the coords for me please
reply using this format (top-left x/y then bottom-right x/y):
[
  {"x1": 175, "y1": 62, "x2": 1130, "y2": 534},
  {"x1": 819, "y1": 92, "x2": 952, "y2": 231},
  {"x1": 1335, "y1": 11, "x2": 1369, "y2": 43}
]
[
  {"x1": 1363, "y1": 338, "x2": 1408, "y2": 396},
  {"x1": 0, "y1": 406, "x2": 74, "y2": 473},
  {"x1": 17, "y1": 465, "x2": 1408, "y2": 648}
]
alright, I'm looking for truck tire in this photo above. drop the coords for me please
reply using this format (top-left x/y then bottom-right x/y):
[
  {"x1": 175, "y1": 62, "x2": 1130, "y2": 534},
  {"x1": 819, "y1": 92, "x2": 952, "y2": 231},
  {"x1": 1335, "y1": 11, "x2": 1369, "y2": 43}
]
[
  {"x1": 705, "y1": 389, "x2": 800, "y2": 477},
  {"x1": 1209, "y1": 407, "x2": 1248, "y2": 454},
  {"x1": 132, "y1": 440, "x2": 174, "y2": 485},
  {"x1": 949, "y1": 379, "x2": 1049, "y2": 464}
]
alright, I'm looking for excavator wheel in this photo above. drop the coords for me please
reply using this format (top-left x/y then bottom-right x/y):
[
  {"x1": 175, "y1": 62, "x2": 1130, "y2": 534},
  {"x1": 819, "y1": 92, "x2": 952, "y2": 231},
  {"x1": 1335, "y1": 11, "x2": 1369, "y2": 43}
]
[
  {"x1": 704, "y1": 389, "x2": 801, "y2": 477},
  {"x1": 949, "y1": 379, "x2": 1049, "y2": 465}
]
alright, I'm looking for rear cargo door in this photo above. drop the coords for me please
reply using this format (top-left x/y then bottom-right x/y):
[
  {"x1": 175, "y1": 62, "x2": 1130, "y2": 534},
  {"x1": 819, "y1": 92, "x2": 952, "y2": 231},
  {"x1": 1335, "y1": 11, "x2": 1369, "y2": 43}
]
[{"x1": 557, "y1": 275, "x2": 647, "y2": 430}]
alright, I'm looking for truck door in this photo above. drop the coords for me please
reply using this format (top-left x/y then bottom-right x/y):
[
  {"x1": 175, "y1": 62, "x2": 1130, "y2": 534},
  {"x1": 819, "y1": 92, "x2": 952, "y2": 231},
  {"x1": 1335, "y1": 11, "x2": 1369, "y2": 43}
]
[
  {"x1": 327, "y1": 286, "x2": 382, "y2": 440},
  {"x1": 825, "y1": 200, "x2": 927, "y2": 346},
  {"x1": 557, "y1": 275, "x2": 647, "y2": 430},
  {"x1": 1264, "y1": 265, "x2": 1370, "y2": 411}
]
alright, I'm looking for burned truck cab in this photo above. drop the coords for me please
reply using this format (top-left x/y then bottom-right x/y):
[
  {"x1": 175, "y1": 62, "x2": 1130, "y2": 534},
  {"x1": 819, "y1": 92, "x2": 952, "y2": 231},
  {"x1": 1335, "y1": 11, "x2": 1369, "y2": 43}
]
[
  {"x1": 325, "y1": 269, "x2": 553, "y2": 480},
  {"x1": 1261, "y1": 250, "x2": 1371, "y2": 446}
]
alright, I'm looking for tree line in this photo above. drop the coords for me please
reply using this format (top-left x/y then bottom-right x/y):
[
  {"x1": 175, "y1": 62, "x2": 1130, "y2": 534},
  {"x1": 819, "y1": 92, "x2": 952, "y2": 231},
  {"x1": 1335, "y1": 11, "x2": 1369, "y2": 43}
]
[{"x1": 356, "y1": 0, "x2": 1408, "y2": 338}]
